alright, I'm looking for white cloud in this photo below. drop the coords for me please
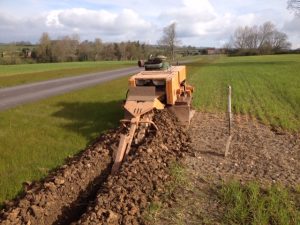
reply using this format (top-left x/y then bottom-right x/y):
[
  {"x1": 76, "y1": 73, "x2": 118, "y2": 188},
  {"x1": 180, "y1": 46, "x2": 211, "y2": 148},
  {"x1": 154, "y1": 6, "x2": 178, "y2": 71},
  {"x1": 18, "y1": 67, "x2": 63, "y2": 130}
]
[
  {"x1": 157, "y1": 0, "x2": 259, "y2": 46},
  {"x1": 46, "y1": 10, "x2": 64, "y2": 28},
  {"x1": 283, "y1": 16, "x2": 300, "y2": 48},
  {"x1": 48, "y1": 8, "x2": 152, "y2": 36},
  {"x1": 284, "y1": 16, "x2": 300, "y2": 33},
  {"x1": 0, "y1": 8, "x2": 153, "y2": 43},
  {"x1": 0, "y1": 0, "x2": 299, "y2": 48}
]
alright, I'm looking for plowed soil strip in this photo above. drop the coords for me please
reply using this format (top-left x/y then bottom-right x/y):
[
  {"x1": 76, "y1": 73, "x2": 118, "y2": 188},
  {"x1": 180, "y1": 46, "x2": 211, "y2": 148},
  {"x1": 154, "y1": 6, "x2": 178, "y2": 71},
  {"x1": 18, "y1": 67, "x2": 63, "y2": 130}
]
[
  {"x1": 74, "y1": 110, "x2": 190, "y2": 225},
  {"x1": 0, "y1": 129, "x2": 122, "y2": 225},
  {"x1": 0, "y1": 110, "x2": 190, "y2": 225}
]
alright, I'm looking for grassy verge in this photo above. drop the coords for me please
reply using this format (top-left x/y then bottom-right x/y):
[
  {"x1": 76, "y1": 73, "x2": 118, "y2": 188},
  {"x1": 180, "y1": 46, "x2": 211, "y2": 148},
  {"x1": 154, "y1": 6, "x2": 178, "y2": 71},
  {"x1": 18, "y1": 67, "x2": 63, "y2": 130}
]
[
  {"x1": 146, "y1": 164, "x2": 300, "y2": 225},
  {"x1": 143, "y1": 162, "x2": 188, "y2": 223},
  {"x1": 219, "y1": 181, "x2": 300, "y2": 225},
  {"x1": 188, "y1": 54, "x2": 300, "y2": 131},
  {"x1": 0, "y1": 76, "x2": 128, "y2": 205},
  {"x1": 0, "y1": 61, "x2": 134, "y2": 88}
]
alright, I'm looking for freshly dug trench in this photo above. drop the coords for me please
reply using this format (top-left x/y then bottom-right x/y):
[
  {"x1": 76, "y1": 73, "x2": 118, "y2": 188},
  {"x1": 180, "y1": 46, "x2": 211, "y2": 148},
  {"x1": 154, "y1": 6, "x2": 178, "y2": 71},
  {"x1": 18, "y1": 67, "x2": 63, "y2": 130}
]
[
  {"x1": 0, "y1": 128, "x2": 123, "y2": 225},
  {"x1": 0, "y1": 109, "x2": 191, "y2": 225},
  {"x1": 74, "y1": 110, "x2": 191, "y2": 225}
]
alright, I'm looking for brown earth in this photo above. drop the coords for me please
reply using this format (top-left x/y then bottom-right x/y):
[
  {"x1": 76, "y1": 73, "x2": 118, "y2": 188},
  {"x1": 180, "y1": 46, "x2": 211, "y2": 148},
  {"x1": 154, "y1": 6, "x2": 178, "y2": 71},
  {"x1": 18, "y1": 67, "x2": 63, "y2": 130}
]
[
  {"x1": 73, "y1": 109, "x2": 191, "y2": 225},
  {"x1": 154, "y1": 112, "x2": 300, "y2": 224},
  {"x1": 1, "y1": 111, "x2": 299, "y2": 225},
  {"x1": 0, "y1": 128, "x2": 120, "y2": 225},
  {"x1": 0, "y1": 110, "x2": 191, "y2": 225}
]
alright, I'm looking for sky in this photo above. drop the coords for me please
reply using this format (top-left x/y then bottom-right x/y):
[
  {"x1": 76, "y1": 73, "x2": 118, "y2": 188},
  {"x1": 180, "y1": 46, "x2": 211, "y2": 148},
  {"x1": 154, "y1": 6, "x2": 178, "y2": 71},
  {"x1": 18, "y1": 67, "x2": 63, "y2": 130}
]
[{"x1": 0, "y1": 0, "x2": 299, "y2": 48}]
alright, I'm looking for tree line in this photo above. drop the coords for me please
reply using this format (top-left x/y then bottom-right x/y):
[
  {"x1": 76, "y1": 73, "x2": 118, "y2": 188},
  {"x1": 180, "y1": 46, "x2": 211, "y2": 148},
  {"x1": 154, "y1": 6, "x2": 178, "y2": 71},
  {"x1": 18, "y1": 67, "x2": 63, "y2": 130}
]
[
  {"x1": 35, "y1": 32, "x2": 153, "y2": 63},
  {"x1": 225, "y1": 21, "x2": 292, "y2": 56},
  {"x1": 0, "y1": 33, "x2": 161, "y2": 64}
]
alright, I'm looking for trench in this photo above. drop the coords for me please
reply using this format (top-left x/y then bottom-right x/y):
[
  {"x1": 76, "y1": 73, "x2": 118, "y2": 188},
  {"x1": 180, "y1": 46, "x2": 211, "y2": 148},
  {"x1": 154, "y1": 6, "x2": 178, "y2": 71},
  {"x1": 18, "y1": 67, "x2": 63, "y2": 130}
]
[
  {"x1": 53, "y1": 165, "x2": 111, "y2": 225},
  {"x1": 0, "y1": 110, "x2": 190, "y2": 225}
]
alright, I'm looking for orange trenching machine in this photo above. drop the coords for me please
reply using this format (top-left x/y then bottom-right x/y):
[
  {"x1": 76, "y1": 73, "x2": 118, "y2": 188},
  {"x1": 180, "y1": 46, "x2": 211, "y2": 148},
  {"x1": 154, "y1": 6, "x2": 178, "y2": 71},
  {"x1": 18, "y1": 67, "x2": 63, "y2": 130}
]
[{"x1": 111, "y1": 56, "x2": 194, "y2": 174}]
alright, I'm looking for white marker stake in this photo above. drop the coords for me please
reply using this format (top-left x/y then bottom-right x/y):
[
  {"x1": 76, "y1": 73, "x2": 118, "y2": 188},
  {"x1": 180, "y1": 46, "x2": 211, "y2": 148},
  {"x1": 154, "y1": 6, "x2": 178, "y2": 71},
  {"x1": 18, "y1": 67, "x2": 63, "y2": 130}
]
[
  {"x1": 225, "y1": 85, "x2": 232, "y2": 157},
  {"x1": 228, "y1": 85, "x2": 232, "y2": 135}
]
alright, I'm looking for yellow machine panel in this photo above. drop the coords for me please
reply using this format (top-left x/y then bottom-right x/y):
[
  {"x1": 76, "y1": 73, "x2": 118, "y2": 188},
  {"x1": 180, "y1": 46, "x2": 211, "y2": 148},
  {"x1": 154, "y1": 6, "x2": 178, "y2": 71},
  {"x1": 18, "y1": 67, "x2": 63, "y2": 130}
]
[
  {"x1": 171, "y1": 66, "x2": 186, "y2": 83},
  {"x1": 128, "y1": 66, "x2": 187, "y2": 105}
]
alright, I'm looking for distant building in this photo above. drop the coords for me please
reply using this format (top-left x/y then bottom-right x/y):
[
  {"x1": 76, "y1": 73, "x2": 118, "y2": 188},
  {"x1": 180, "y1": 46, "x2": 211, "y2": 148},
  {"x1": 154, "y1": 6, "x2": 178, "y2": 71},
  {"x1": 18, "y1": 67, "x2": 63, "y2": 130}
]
[{"x1": 207, "y1": 48, "x2": 216, "y2": 55}]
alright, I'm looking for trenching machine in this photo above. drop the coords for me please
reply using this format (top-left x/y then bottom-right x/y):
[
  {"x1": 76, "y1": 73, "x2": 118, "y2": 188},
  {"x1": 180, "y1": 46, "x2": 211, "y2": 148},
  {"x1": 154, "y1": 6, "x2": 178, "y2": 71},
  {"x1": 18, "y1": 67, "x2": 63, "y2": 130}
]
[{"x1": 111, "y1": 56, "x2": 195, "y2": 174}]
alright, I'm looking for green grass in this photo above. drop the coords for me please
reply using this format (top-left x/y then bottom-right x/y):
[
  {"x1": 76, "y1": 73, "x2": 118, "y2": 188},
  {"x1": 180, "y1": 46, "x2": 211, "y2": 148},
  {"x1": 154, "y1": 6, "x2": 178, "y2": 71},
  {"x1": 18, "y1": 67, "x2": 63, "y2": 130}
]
[
  {"x1": 188, "y1": 54, "x2": 300, "y2": 131},
  {"x1": 219, "y1": 181, "x2": 300, "y2": 225},
  {"x1": 143, "y1": 162, "x2": 188, "y2": 224},
  {"x1": 143, "y1": 202, "x2": 163, "y2": 223},
  {"x1": 0, "y1": 76, "x2": 128, "y2": 206},
  {"x1": 167, "y1": 162, "x2": 188, "y2": 195},
  {"x1": 0, "y1": 54, "x2": 299, "y2": 206},
  {"x1": 0, "y1": 61, "x2": 134, "y2": 87}
]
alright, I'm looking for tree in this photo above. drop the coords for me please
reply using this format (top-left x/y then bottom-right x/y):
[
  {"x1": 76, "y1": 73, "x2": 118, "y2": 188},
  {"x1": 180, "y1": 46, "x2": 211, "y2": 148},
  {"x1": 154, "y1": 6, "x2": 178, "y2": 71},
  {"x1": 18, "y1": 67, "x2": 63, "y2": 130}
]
[
  {"x1": 230, "y1": 22, "x2": 290, "y2": 55},
  {"x1": 37, "y1": 32, "x2": 52, "y2": 62},
  {"x1": 271, "y1": 31, "x2": 291, "y2": 51},
  {"x1": 101, "y1": 43, "x2": 116, "y2": 60},
  {"x1": 158, "y1": 23, "x2": 179, "y2": 60},
  {"x1": 287, "y1": 0, "x2": 300, "y2": 15},
  {"x1": 51, "y1": 35, "x2": 79, "y2": 62},
  {"x1": 257, "y1": 22, "x2": 275, "y2": 53},
  {"x1": 94, "y1": 38, "x2": 103, "y2": 60}
]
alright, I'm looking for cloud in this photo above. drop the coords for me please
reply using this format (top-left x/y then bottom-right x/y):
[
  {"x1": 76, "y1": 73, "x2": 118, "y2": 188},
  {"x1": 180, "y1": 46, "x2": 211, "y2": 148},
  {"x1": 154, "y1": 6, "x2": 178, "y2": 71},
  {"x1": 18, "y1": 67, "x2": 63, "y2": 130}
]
[
  {"x1": 283, "y1": 16, "x2": 300, "y2": 33},
  {"x1": 283, "y1": 16, "x2": 300, "y2": 48},
  {"x1": 50, "y1": 8, "x2": 152, "y2": 36},
  {"x1": 158, "y1": 0, "x2": 258, "y2": 46},
  {"x1": 0, "y1": 0, "x2": 299, "y2": 48},
  {"x1": 0, "y1": 8, "x2": 153, "y2": 43}
]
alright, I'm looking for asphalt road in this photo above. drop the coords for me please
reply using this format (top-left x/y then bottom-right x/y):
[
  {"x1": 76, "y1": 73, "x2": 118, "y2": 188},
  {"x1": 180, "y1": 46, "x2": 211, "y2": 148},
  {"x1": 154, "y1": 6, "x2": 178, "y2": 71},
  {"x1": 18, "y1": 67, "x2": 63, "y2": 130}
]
[{"x1": 0, "y1": 66, "x2": 142, "y2": 111}]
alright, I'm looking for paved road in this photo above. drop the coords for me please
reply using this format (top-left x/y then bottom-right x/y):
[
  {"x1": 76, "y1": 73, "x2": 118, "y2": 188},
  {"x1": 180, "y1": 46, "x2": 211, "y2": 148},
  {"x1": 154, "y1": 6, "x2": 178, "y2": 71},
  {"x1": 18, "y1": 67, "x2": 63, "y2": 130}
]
[{"x1": 0, "y1": 67, "x2": 142, "y2": 111}]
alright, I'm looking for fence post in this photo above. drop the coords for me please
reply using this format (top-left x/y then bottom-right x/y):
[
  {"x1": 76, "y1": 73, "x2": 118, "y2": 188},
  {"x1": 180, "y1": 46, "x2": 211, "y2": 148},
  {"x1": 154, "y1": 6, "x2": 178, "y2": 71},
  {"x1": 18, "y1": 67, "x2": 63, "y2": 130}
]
[
  {"x1": 225, "y1": 85, "x2": 232, "y2": 157},
  {"x1": 228, "y1": 85, "x2": 232, "y2": 135}
]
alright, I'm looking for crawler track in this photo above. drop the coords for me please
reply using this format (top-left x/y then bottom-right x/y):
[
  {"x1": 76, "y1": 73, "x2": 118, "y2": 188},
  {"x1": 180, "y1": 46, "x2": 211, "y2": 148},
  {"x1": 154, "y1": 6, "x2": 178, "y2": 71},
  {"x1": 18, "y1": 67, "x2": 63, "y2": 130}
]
[{"x1": 0, "y1": 110, "x2": 190, "y2": 225}]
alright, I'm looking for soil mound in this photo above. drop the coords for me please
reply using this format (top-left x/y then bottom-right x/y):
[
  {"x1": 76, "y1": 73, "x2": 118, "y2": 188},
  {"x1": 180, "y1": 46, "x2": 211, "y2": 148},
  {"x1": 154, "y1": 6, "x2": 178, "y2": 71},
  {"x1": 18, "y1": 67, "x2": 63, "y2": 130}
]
[
  {"x1": 74, "y1": 109, "x2": 190, "y2": 224},
  {"x1": 0, "y1": 110, "x2": 190, "y2": 225}
]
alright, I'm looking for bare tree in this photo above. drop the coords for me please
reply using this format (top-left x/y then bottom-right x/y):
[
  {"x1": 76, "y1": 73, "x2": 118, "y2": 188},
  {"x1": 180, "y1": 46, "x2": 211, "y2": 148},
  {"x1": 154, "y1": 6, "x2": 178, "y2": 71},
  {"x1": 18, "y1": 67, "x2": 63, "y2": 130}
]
[
  {"x1": 288, "y1": 0, "x2": 300, "y2": 15},
  {"x1": 158, "y1": 23, "x2": 179, "y2": 60},
  {"x1": 257, "y1": 22, "x2": 275, "y2": 52},
  {"x1": 271, "y1": 31, "x2": 291, "y2": 51},
  {"x1": 231, "y1": 21, "x2": 290, "y2": 55},
  {"x1": 233, "y1": 27, "x2": 247, "y2": 49},
  {"x1": 233, "y1": 26, "x2": 259, "y2": 49}
]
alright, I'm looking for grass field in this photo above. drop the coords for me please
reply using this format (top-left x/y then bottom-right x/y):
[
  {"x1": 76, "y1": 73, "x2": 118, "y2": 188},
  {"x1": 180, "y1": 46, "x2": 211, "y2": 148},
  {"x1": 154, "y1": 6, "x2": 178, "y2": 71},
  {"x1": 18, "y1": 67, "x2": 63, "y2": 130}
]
[
  {"x1": 189, "y1": 54, "x2": 300, "y2": 131},
  {"x1": 219, "y1": 181, "x2": 300, "y2": 225},
  {"x1": 0, "y1": 54, "x2": 299, "y2": 207},
  {"x1": 0, "y1": 61, "x2": 134, "y2": 88},
  {"x1": 0, "y1": 77, "x2": 128, "y2": 205}
]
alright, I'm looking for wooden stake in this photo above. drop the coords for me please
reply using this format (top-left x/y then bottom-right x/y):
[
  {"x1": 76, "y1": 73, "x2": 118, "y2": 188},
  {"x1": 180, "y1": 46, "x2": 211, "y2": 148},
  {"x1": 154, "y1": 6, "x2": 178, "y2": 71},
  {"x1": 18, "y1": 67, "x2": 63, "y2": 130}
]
[
  {"x1": 228, "y1": 85, "x2": 232, "y2": 135},
  {"x1": 225, "y1": 85, "x2": 232, "y2": 157}
]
